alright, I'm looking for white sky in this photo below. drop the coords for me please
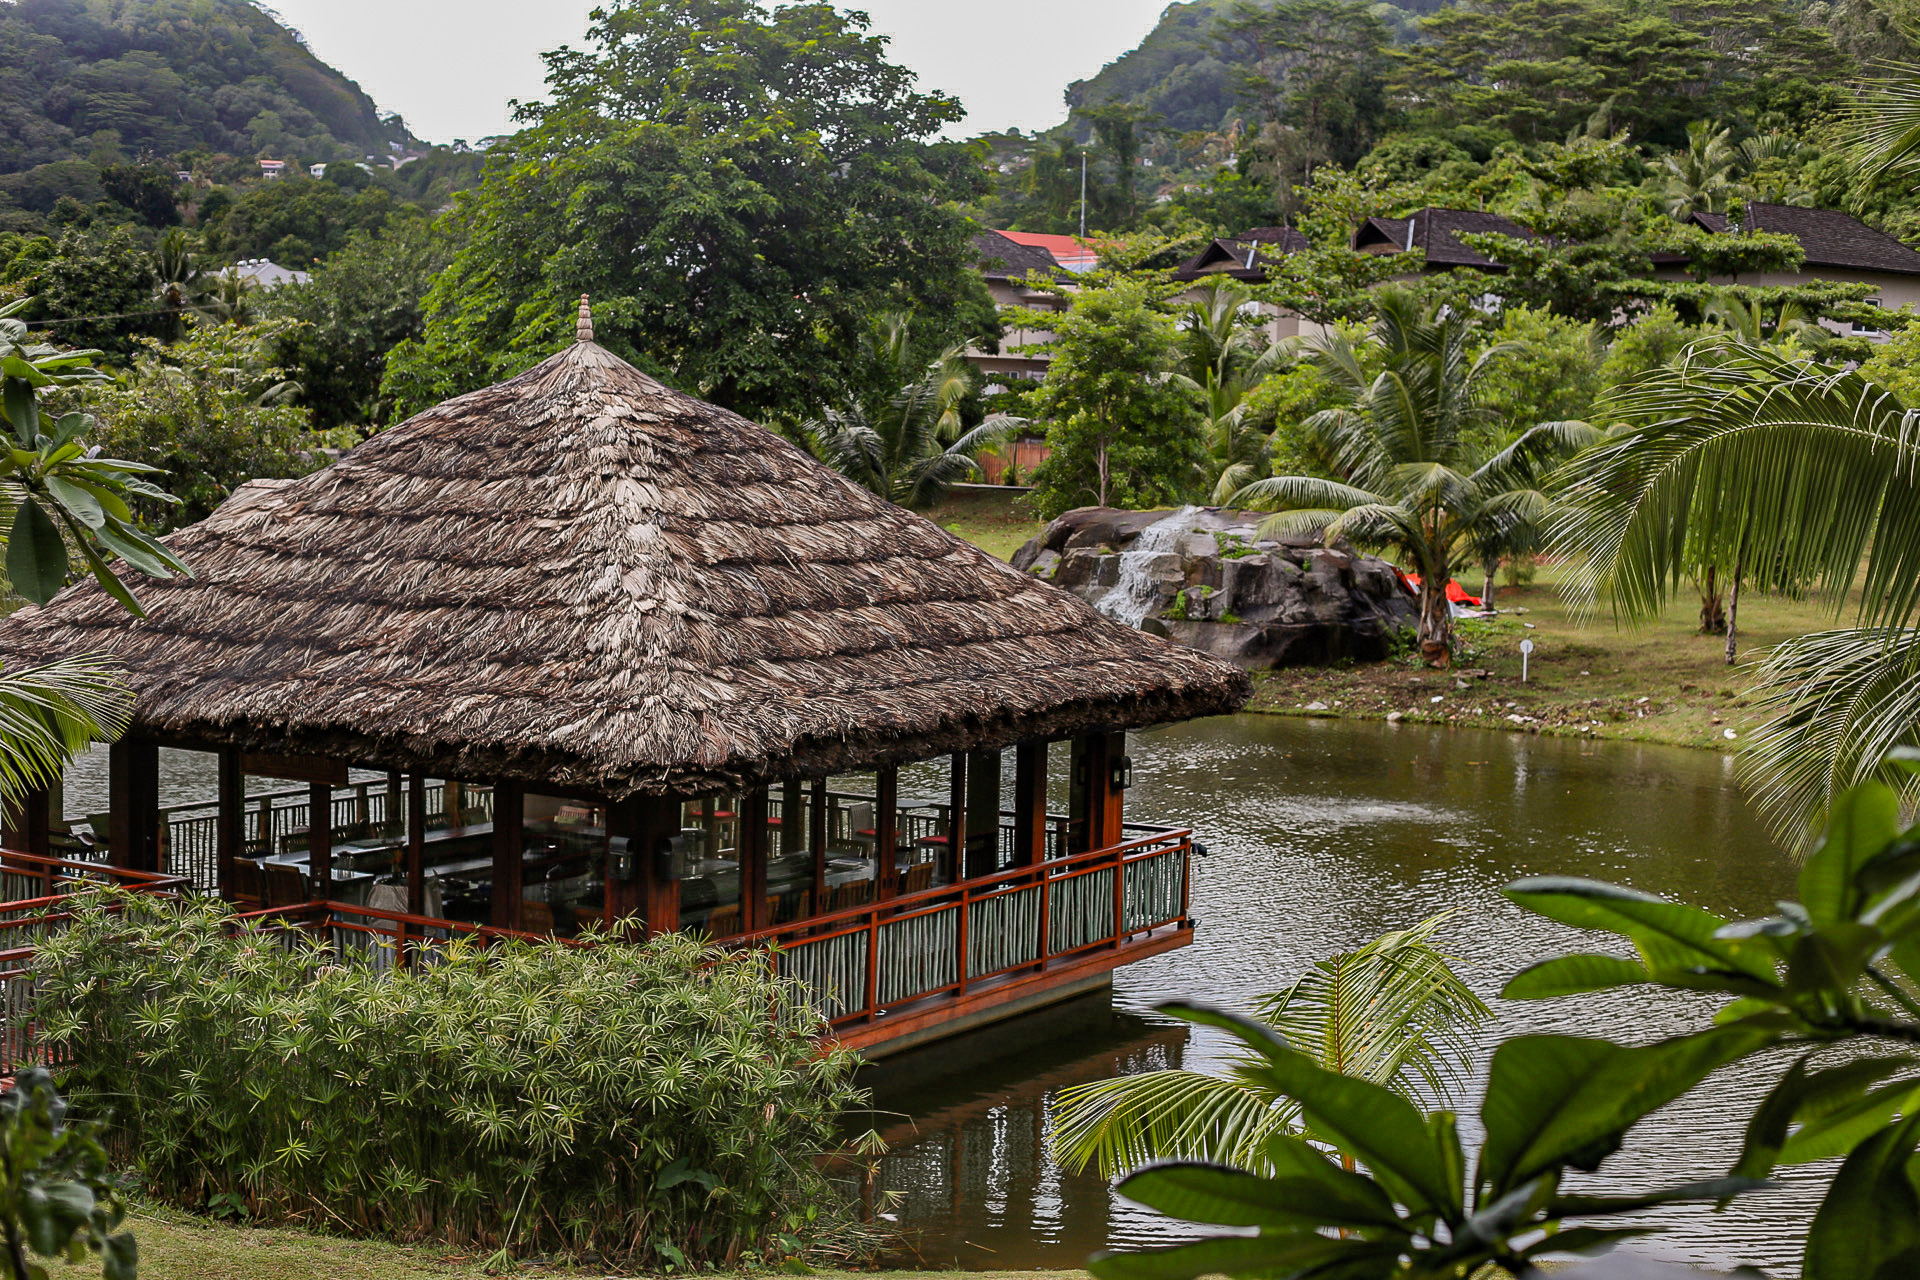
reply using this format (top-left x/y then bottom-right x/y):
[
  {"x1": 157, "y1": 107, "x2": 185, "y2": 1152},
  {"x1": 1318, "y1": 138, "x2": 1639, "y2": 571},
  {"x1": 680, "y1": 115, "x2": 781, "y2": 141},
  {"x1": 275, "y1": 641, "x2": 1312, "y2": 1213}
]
[{"x1": 263, "y1": 0, "x2": 1173, "y2": 144}]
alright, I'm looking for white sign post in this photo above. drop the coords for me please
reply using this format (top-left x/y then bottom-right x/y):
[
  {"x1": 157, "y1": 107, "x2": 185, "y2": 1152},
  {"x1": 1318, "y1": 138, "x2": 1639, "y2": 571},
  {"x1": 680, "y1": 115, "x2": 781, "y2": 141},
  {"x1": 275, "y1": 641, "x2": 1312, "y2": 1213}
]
[{"x1": 1520, "y1": 637, "x2": 1535, "y2": 682}]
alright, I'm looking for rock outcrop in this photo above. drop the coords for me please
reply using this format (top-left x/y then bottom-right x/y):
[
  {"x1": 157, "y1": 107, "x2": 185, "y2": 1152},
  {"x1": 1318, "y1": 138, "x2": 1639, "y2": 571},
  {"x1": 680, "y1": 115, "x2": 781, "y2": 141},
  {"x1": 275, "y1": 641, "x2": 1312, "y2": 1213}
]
[{"x1": 1012, "y1": 506, "x2": 1416, "y2": 669}]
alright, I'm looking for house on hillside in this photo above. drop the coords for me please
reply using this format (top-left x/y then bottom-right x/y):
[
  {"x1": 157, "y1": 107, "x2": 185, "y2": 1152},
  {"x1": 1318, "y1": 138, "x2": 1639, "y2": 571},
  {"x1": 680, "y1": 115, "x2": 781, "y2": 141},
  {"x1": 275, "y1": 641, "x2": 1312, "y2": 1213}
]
[
  {"x1": 1170, "y1": 226, "x2": 1331, "y2": 345},
  {"x1": 968, "y1": 230, "x2": 1068, "y2": 483},
  {"x1": 258, "y1": 159, "x2": 287, "y2": 181},
  {"x1": 1659, "y1": 201, "x2": 1920, "y2": 335},
  {"x1": 1350, "y1": 208, "x2": 1535, "y2": 270},
  {"x1": 233, "y1": 259, "x2": 310, "y2": 288},
  {"x1": 994, "y1": 230, "x2": 1100, "y2": 273}
]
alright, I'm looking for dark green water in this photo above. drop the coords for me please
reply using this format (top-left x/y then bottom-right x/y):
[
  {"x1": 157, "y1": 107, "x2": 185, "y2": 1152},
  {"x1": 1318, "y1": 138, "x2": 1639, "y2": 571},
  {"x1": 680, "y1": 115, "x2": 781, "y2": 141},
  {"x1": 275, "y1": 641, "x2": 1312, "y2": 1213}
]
[{"x1": 862, "y1": 714, "x2": 1812, "y2": 1275}]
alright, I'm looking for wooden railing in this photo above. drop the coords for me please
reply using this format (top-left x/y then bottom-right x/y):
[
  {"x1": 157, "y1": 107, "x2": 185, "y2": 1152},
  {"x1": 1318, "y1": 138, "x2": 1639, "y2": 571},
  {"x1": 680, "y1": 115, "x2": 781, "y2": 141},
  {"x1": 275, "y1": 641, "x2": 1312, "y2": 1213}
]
[{"x1": 746, "y1": 826, "x2": 1192, "y2": 1029}]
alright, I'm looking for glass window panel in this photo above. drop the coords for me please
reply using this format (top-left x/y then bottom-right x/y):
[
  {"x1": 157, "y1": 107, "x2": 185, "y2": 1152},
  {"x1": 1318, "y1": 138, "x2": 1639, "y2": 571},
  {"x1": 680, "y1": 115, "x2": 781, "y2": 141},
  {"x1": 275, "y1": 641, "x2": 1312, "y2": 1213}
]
[
  {"x1": 522, "y1": 794, "x2": 606, "y2": 937},
  {"x1": 676, "y1": 793, "x2": 744, "y2": 935}
]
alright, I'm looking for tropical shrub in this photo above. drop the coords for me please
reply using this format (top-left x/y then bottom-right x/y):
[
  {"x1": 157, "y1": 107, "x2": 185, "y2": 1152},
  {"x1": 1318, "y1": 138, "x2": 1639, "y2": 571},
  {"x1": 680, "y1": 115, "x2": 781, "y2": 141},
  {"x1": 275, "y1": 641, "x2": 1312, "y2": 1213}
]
[
  {"x1": 1089, "y1": 759, "x2": 1920, "y2": 1280},
  {"x1": 33, "y1": 892, "x2": 865, "y2": 1269}
]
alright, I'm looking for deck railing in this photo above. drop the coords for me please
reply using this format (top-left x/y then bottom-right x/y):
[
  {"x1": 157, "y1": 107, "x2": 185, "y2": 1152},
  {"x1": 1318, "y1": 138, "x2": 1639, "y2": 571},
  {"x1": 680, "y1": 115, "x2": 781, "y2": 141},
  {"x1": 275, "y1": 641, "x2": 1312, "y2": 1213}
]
[{"x1": 749, "y1": 825, "x2": 1192, "y2": 1029}]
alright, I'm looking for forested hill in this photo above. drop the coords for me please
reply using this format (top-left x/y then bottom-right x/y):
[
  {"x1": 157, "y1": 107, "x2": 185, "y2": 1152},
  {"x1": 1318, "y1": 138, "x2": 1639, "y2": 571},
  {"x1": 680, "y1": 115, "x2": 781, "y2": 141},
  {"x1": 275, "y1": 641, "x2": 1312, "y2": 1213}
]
[
  {"x1": 0, "y1": 0, "x2": 407, "y2": 174},
  {"x1": 1065, "y1": 0, "x2": 1918, "y2": 141}
]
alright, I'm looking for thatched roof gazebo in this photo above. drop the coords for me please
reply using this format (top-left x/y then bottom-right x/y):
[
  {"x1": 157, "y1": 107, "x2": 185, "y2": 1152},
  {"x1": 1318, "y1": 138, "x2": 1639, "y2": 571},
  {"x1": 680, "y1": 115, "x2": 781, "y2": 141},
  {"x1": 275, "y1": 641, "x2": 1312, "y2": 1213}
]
[{"x1": 0, "y1": 301, "x2": 1249, "y2": 1056}]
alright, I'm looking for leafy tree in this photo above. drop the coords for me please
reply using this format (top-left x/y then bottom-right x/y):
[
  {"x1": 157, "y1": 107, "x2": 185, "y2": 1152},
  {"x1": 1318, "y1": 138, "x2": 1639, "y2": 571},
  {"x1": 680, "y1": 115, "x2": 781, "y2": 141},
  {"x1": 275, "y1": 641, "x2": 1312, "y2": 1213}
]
[
  {"x1": 1857, "y1": 320, "x2": 1920, "y2": 407},
  {"x1": 2, "y1": 226, "x2": 157, "y2": 361},
  {"x1": 1051, "y1": 914, "x2": 1490, "y2": 1179},
  {"x1": 1552, "y1": 344, "x2": 1920, "y2": 840},
  {"x1": 1454, "y1": 230, "x2": 1652, "y2": 324},
  {"x1": 1476, "y1": 307, "x2": 1602, "y2": 436},
  {"x1": 97, "y1": 164, "x2": 177, "y2": 230},
  {"x1": 797, "y1": 312, "x2": 1015, "y2": 509},
  {"x1": 1596, "y1": 302, "x2": 1694, "y2": 397},
  {"x1": 0, "y1": 1069, "x2": 135, "y2": 1280},
  {"x1": 82, "y1": 318, "x2": 347, "y2": 528},
  {"x1": 384, "y1": 0, "x2": 990, "y2": 425},
  {"x1": 266, "y1": 212, "x2": 450, "y2": 432},
  {"x1": 1022, "y1": 275, "x2": 1203, "y2": 518},
  {"x1": 1175, "y1": 277, "x2": 1294, "y2": 501},
  {"x1": 203, "y1": 179, "x2": 396, "y2": 265},
  {"x1": 1222, "y1": 0, "x2": 1396, "y2": 198},
  {"x1": 1232, "y1": 287, "x2": 1590, "y2": 665}
]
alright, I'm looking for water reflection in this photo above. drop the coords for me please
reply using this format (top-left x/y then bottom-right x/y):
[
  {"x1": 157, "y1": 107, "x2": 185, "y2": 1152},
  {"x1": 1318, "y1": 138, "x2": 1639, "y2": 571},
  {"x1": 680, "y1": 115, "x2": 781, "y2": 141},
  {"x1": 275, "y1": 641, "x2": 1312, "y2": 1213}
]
[{"x1": 864, "y1": 714, "x2": 1816, "y2": 1275}]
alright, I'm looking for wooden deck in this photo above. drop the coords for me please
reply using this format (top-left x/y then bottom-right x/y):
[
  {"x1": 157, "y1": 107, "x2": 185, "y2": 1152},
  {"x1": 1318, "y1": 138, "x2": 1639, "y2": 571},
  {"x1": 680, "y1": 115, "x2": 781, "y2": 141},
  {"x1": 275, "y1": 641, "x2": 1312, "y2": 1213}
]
[{"x1": 0, "y1": 827, "x2": 1195, "y2": 1065}]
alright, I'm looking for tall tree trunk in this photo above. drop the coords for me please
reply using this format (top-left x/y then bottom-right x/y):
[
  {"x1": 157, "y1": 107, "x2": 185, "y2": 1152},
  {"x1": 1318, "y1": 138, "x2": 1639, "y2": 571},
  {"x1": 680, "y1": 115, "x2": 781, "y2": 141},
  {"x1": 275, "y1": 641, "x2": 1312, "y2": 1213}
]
[
  {"x1": 1481, "y1": 558, "x2": 1497, "y2": 613},
  {"x1": 1699, "y1": 565, "x2": 1726, "y2": 635},
  {"x1": 1419, "y1": 569, "x2": 1452, "y2": 669},
  {"x1": 1725, "y1": 560, "x2": 1743, "y2": 666}
]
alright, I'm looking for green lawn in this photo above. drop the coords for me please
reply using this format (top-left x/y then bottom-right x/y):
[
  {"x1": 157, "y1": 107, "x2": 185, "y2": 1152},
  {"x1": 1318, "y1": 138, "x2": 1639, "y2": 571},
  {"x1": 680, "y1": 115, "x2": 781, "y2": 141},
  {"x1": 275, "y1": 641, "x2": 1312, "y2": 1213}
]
[
  {"x1": 132, "y1": 1205, "x2": 1088, "y2": 1280},
  {"x1": 927, "y1": 487, "x2": 1045, "y2": 562}
]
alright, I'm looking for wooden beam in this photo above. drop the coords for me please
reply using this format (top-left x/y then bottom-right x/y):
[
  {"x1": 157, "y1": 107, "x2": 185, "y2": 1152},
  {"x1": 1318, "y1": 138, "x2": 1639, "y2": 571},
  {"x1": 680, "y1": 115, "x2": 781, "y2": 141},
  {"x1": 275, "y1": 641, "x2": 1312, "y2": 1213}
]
[
  {"x1": 742, "y1": 787, "x2": 769, "y2": 931},
  {"x1": 109, "y1": 738, "x2": 160, "y2": 871},
  {"x1": 405, "y1": 772, "x2": 426, "y2": 916},
  {"x1": 875, "y1": 768, "x2": 899, "y2": 900},
  {"x1": 308, "y1": 781, "x2": 332, "y2": 899},
  {"x1": 490, "y1": 779, "x2": 524, "y2": 929},
  {"x1": 216, "y1": 749, "x2": 243, "y2": 900},
  {"x1": 965, "y1": 749, "x2": 1001, "y2": 879},
  {"x1": 946, "y1": 753, "x2": 967, "y2": 885},
  {"x1": 1013, "y1": 741, "x2": 1047, "y2": 867},
  {"x1": 810, "y1": 778, "x2": 828, "y2": 910},
  {"x1": 638, "y1": 796, "x2": 682, "y2": 938},
  {"x1": 242, "y1": 753, "x2": 347, "y2": 786}
]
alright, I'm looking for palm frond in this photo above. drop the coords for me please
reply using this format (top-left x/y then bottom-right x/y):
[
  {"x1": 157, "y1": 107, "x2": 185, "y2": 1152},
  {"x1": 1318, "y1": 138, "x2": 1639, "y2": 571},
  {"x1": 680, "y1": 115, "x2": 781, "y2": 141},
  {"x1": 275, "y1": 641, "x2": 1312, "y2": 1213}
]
[
  {"x1": 1739, "y1": 626, "x2": 1920, "y2": 847},
  {"x1": 1050, "y1": 1069, "x2": 1298, "y2": 1179},
  {"x1": 0, "y1": 655, "x2": 132, "y2": 804},
  {"x1": 1252, "y1": 912, "x2": 1491, "y2": 1106},
  {"x1": 1230, "y1": 474, "x2": 1388, "y2": 514},
  {"x1": 1847, "y1": 63, "x2": 1920, "y2": 184}
]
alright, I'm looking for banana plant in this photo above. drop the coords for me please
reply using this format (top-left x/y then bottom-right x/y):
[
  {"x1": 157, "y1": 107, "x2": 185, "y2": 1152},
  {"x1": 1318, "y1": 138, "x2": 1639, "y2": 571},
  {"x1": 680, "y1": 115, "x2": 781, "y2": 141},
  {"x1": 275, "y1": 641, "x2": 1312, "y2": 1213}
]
[{"x1": 0, "y1": 298, "x2": 187, "y2": 613}]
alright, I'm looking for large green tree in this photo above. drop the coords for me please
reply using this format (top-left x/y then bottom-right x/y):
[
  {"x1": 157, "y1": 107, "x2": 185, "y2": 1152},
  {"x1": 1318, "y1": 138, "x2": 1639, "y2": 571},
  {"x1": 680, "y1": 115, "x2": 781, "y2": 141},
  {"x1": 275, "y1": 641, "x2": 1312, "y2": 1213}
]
[
  {"x1": 382, "y1": 0, "x2": 991, "y2": 424},
  {"x1": 1023, "y1": 276, "x2": 1204, "y2": 518}
]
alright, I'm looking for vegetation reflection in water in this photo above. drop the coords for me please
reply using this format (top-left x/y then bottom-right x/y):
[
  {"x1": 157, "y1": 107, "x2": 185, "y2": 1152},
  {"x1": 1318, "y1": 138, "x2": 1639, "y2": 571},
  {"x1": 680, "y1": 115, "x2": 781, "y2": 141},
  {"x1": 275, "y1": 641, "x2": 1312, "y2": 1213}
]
[{"x1": 860, "y1": 713, "x2": 1810, "y2": 1273}]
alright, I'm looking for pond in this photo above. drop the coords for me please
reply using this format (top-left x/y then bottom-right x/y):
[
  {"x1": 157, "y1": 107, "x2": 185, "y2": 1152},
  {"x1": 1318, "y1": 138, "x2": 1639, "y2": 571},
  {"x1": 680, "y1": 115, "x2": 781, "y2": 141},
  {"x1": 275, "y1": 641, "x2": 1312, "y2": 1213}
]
[{"x1": 858, "y1": 713, "x2": 1814, "y2": 1275}]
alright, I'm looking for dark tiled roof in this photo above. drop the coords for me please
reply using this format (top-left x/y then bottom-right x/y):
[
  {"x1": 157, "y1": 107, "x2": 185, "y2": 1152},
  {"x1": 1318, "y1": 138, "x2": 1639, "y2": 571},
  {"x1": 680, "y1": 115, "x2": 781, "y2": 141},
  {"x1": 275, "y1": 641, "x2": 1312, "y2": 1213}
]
[
  {"x1": 974, "y1": 230, "x2": 1067, "y2": 281},
  {"x1": 1351, "y1": 208, "x2": 1533, "y2": 268},
  {"x1": 1742, "y1": 202, "x2": 1920, "y2": 276},
  {"x1": 1172, "y1": 227, "x2": 1309, "y2": 281}
]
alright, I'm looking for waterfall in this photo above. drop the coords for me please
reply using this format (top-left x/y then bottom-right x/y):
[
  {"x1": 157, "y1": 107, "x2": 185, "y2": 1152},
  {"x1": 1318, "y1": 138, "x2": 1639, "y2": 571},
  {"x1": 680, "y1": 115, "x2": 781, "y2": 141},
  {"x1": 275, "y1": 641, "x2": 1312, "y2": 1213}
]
[{"x1": 1094, "y1": 509, "x2": 1194, "y2": 628}]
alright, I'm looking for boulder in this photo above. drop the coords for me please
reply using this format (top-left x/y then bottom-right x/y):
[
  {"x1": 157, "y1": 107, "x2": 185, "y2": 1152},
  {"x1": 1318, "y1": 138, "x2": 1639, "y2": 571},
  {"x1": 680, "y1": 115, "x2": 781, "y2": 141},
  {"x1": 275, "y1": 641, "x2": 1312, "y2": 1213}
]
[{"x1": 1013, "y1": 506, "x2": 1416, "y2": 669}]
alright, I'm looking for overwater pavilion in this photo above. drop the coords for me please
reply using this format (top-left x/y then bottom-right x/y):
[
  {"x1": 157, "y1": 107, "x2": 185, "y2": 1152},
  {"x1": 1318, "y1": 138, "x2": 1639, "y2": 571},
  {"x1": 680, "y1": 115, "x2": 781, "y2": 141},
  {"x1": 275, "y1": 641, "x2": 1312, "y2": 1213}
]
[{"x1": 0, "y1": 304, "x2": 1249, "y2": 1056}]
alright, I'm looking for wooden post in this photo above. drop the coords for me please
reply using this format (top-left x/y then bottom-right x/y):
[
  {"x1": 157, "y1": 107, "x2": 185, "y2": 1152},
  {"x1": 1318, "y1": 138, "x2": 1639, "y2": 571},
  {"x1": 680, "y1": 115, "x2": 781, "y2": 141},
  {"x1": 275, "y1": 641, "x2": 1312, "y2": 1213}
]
[
  {"x1": 2, "y1": 788, "x2": 50, "y2": 858},
  {"x1": 875, "y1": 768, "x2": 899, "y2": 900},
  {"x1": 385, "y1": 771, "x2": 402, "y2": 834},
  {"x1": 742, "y1": 787, "x2": 769, "y2": 932},
  {"x1": 490, "y1": 779, "x2": 523, "y2": 929},
  {"x1": 780, "y1": 779, "x2": 803, "y2": 859},
  {"x1": 965, "y1": 749, "x2": 1001, "y2": 880},
  {"x1": 216, "y1": 748, "x2": 243, "y2": 900},
  {"x1": 308, "y1": 781, "x2": 332, "y2": 900},
  {"x1": 1013, "y1": 741, "x2": 1047, "y2": 868},
  {"x1": 809, "y1": 778, "x2": 828, "y2": 910},
  {"x1": 1098, "y1": 731, "x2": 1127, "y2": 852},
  {"x1": 1071, "y1": 733, "x2": 1127, "y2": 854},
  {"x1": 640, "y1": 796, "x2": 683, "y2": 938},
  {"x1": 109, "y1": 737, "x2": 160, "y2": 871},
  {"x1": 1067, "y1": 736, "x2": 1091, "y2": 856},
  {"x1": 946, "y1": 753, "x2": 967, "y2": 885},
  {"x1": 405, "y1": 773, "x2": 426, "y2": 916}
]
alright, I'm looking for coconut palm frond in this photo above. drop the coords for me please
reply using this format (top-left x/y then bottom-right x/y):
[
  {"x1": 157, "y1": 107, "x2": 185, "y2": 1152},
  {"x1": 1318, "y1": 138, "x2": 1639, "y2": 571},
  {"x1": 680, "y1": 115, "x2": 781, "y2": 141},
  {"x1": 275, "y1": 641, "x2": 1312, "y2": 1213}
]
[
  {"x1": 1252, "y1": 912, "x2": 1492, "y2": 1106},
  {"x1": 0, "y1": 656, "x2": 132, "y2": 803},
  {"x1": 1212, "y1": 461, "x2": 1258, "y2": 505},
  {"x1": 1552, "y1": 346, "x2": 1920, "y2": 627},
  {"x1": 1231, "y1": 474, "x2": 1389, "y2": 514},
  {"x1": 1050, "y1": 1069, "x2": 1299, "y2": 1179},
  {"x1": 1477, "y1": 420, "x2": 1605, "y2": 484},
  {"x1": 1739, "y1": 627, "x2": 1920, "y2": 848},
  {"x1": 1848, "y1": 63, "x2": 1920, "y2": 183}
]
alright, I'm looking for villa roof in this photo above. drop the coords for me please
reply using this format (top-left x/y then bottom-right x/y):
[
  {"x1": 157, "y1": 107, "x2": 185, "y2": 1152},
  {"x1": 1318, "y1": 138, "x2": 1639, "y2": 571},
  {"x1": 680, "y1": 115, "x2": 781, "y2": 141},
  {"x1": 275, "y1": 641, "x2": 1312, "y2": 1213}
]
[
  {"x1": 1173, "y1": 227, "x2": 1310, "y2": 282},
  {"x1": 1352, "y1": 208, "x2": 1534, "y2": 268},
  {"x1": 974, "y1": 230, "x2": 1068, "y2": 282},
  {"x1": 1687, "y1": 202, "x2": 1920, "y2": 277},
  {"x1": 0, "y1": 302, "x2": 1247, "y2": 798},
  {"x1": 995, "y1": 230, "x2": 1100, "y2": 272}
]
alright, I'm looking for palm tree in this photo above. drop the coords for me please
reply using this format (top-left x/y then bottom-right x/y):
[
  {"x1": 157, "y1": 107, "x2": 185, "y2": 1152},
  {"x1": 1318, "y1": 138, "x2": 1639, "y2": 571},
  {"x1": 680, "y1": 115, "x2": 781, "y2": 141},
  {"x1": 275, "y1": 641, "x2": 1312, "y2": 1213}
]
[
  {"x1": 0, "y1": 657, "x2": 130, "y2": 805},
  {"x1": 1050, "y1": 914, "x2": 1490, "y2": 1179},
  {"x1": 1229, "y1": 286, "x2": 1592, "y2": 667},
  {"x1": 150, "y1": 230, "x2": 205, "y2": 342},
  {"x1": 1551, "y1": 343, "x2": 1920, "y2": 843},
  {"x1": 1175, "y1": 277, "x2": 1294, "y2": 503},
  {"x1": 1661, "y1": 120, "x2": 1740, "y2": 218},
  {"x1": 800, "y1": 313, "x2": 1019, "y2": 510},
  {"x1": 1848, "y1": 64, "x2": 1920, "y2": 182}
]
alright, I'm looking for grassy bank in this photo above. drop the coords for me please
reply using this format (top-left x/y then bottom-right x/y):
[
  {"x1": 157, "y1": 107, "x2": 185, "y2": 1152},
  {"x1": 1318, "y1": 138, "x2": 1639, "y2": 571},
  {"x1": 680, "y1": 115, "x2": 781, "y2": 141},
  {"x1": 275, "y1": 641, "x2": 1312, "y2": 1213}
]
[
  {"x1": 132, "y1": 1205, "x2": 1085, "y2": 1280},
  {"x1": 1245, "y1": 566, "x2": 1850, "y2": 751},
  {"x1": 929, "y1": 500, "x2": 1840, "y2": 753}
]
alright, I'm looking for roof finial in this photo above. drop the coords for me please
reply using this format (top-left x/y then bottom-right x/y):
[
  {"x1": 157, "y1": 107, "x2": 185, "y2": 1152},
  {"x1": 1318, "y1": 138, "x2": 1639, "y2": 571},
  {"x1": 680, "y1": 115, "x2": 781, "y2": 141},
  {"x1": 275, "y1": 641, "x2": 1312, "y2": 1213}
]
[{"x1": 576, "y1": 294, "x2": 594, "y2": 343}]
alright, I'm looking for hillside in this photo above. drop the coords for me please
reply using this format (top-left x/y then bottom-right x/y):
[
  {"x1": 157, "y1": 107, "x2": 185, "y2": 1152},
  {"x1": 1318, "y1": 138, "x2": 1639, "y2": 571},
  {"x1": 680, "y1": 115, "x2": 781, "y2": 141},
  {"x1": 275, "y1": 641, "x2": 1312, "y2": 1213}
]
[{"x1": 0, "y1": 0, "x2": 408, "y2": 174}]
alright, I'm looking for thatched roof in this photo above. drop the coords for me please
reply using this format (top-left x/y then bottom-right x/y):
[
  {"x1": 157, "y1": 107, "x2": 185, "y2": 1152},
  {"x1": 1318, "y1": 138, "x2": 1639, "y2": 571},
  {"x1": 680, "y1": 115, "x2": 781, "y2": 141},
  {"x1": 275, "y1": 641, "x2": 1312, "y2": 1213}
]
[{"x1": 0, "y1": 307, "x2": 1249, "y2": 797}]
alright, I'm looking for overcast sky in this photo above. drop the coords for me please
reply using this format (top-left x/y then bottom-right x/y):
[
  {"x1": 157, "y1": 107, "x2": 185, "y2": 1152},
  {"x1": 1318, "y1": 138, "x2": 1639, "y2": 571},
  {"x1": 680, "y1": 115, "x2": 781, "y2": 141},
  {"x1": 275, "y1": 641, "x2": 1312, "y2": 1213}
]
[{"x1": 264, "y1": 0, "x2": 1172, "y2": 144}]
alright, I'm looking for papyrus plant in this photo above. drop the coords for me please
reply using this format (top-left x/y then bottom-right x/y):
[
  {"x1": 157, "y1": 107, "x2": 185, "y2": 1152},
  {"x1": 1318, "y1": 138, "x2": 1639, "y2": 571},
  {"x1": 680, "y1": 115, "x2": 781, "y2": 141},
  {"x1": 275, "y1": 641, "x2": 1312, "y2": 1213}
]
[{"x1": 33, "y1": 891, "x2": 865, "y2": 1269}]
